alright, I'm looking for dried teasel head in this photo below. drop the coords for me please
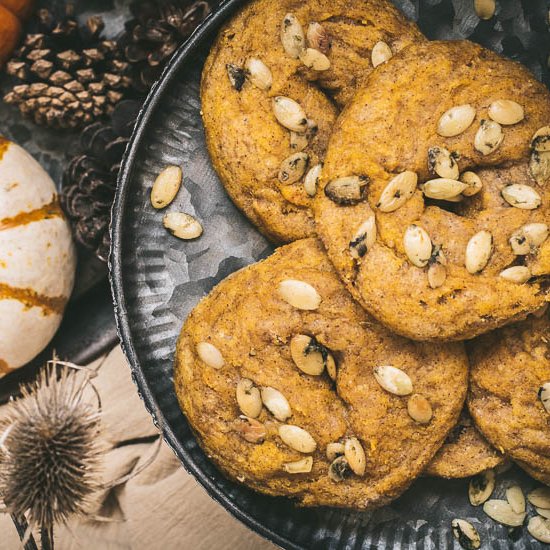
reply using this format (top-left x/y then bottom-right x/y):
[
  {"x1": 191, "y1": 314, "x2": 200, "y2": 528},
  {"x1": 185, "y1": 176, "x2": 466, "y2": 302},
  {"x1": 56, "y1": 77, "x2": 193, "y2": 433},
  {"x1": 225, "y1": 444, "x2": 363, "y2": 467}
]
[{"x1": 0, "y1": 364, "x2": 103, "y2": 532}]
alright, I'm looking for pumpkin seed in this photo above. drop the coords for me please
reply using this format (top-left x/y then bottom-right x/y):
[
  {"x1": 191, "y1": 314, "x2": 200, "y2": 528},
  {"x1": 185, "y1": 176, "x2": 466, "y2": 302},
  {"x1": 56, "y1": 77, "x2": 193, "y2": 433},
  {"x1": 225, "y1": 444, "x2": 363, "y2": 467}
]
[
  {"x1": 290, "y1": 334, "x2": 334, "y2": 376},
  {"x1": 499, "y1": 266, "x2": 531, "y2": 284},
  {"x1": 488, "y1": 100, "x2": 524, "y2": 126},
  {"x1": 300, "y1": 48, "x2": 331, "y2": 71},
  {"x1": 528, "y1": 487, "x2": 550, "y2": 509},
  {"x1": 280, "y1": 13, "x2": 305, "y2": 58},
  {"x1": 460, "y1": 172, "x2": 483, "y2": 197},
  {"x1": 465, "y1": 230, "x2": 493, "y2": 274},
  {"x1": 407, "y1": 394, "x2": 433, "y2": 424},
  {"x1": 235, "y1": 415, "x2": 266, "y2": 443},
  {"x1": 483, "y1": 499, "x2": 526, "y2": 527},
  {"x1": 349, "y1": 216, "x2": 377, "y2": 259},
  {"x1": 428, "y1": 261, "x2": 446, "y2": 289},
  {"x1": 474, "y1": 0, "x2": 496, "y2": 19},
  {"x1": 437, "y1": 104, "x2": 476, "y2": 137},
  {"x1": 303, "y1": 163, "x2": 322, "y2": 196},
  {"x1": 528, "y1": 516, "x2": 550, "y2": 544},
  {"x1": 344, "y1": 437, "x2": 366, "y2": 476},
  {"x1": 506, "y1": 486, "x2": 526, "y2": 515},
  {"x1": 501, "y1": 184, "x2": 541, "y2": 210},
  {"x1": 325, "y1": 176, "x2": 369, "y2": 205},
  {"x1": 290, "y1": 131, "x2": 308, "y2": 152},
  {"x1": 377, "y1": 171, "x2": 417, "y2": 212},
  {"x1": 428, "y1": 146, "x2": 460, "y2": 179},
  {"x1": 530, "y1": 150, "x2": 550, "y2": 186},
  {"x1": 532, "y1": 127, "x2": 550, "y2": 151},
  {"x1": 421, "y1": 178, "x2": 468, "y2": 200},
  {"x1": 326, "y1": 442, "x2": 345, "y2": 461},
  {"x1": 226, "y1": 63, "x2": 245, "y2": 90},
  {"x1": 236, "y1": 378, "x2": 262, "y2": 418},
  {"x1": 510, "y1": 223, "x2": 549, "y2": 255},
  {"x1": 474, "y1": 119, "x2": 503, "y2": 155},
  {"x1": 278, "y1": 279, "x2": 321, "y2": 310},
  {"x1": 163, "y1": 212, "x2": 203, "y2": 240},
  {"x1": 373, "y1": 365, "x2": 413, "y2": 396},
  {"x1": 403, "y1": 225, "x2": 433, "y2": 268},
  {"x1": 245, "y1": 57, "x2": 272, "y2": 90},
  {"x1": 326, "y1": 357, "x2": 337, "y2": 381},
  {"x1": 371, "y1": 41, "x2": 393, "y2": 68},
  {"x1": 328, "y1": 455, "x2": 352, "y2": 482},
  {"x1": 537, "y1": 508, "x2": 550, "y2": 519},
  {"x1": 283, "y1": 456, "x2": 313, "y2": 474},
  {"x1": 539, "y1": 382, "x2": 550, "y2": 414},
  {"x1": 278, "y1": 152, "x2": 309, "y2": 184},
  {"x1": 196, "y1": 342, "x2": 224, "y2": 369},
  {"x1": 261, "y1": 387, "x2": 291, "y2": 421},
  {"x1": 469, "y1": 469, "x2": 495, "y2": 506},
  {"x1": 306, "y1": 22, "x2": 330, "y2": 54},
  {"x1": 272, "y1": 96, "x2": 308, "y2": 133},
  {"x1": 279, "y1": 425, "x2": 317, "y2": 453},
  {"x1": 151, "y1": 165, "x2": 182, "y2": 209},
  {"x1": 451, "y1": 519, "x2": 481, "y2": 550}
]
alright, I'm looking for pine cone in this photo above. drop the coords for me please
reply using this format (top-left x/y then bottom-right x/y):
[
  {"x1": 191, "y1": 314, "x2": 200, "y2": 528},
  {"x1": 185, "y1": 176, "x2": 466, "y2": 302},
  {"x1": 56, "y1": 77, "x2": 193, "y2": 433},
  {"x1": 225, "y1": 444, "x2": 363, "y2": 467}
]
[
  {"x1": 3, "y1": 7, "x2": 133, "y2": 129},
  {"x1": 120, "y1": 0, "x2": 212, "y2": 93},
  {"x1": 61, "y1": 100, "x2": 142, "y2": 261}
]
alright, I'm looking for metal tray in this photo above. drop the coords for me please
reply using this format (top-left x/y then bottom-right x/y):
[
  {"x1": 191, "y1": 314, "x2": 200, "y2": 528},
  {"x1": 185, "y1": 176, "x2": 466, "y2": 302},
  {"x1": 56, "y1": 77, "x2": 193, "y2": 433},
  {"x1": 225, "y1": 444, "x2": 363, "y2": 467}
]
[{"x1": 110, "y1": 1, "x2": 549, "y2": 548}]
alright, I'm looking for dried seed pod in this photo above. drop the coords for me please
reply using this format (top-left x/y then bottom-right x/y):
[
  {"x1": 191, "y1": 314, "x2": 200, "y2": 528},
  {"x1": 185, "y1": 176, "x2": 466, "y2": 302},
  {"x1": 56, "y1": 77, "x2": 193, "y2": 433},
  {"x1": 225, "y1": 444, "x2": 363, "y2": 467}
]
[
  {"x1": 279, "y1": 425, "x2": 317, "y2": 453},
  {"x1": 474, "y1": 119, "x2": 504, "y2": 155},
  {"x1": 163, "y1": 212, "x2": 203, "y2": 240},
  {"x1": 278, "y1": 152, "x2": 309, "y2": 184},
  {"x1": 437, "y1": 104, "x2": 476, "y2": 137},
  {"x1": 196, "y1": 342, "x2": 225, "y2": 369},
  {"x1": 278, "y1": 279, "x2": 321, "y2": 310},
  {"x1": 528, "y1": 487, "x2": 550, "y2": 509},
  {"x1": 281, "y1": 13, "x2": 305, "y2": 58},
  {"x1": 428, "y1": 147, "x2": 459, "y2": 179},
  {"x1": 290, "y1": 131, "x2": 308, "y2": 153},
  {"x1": 530, "y1": 150, "x2": 550, "y2": 186},
  {"x1": 283, "y1": 456, "x2": 313, "y2": 474},
  {"x1": 226, "y1": 64, "x2": 245, "y2": 91},
  {"x1": 501, "y1": 184, "x2": 541, "y2": 210},
  {"x1": 344, "y1": 437, "x2": 366, "y2": 476},
  {"x1": 403, "y1": 225, "x2": 433, "y2": 268},
  {"x1": 235, "y1": 415, "x2": 266, "y2": 443},
  {"x1": 539, "y1": 383, "x2": 550, "y2": 414},
  {"x1": 236, "y1": 378, "x2": 263, "y2": 418},
  {"x1": 407, "y1": 394, "x2": 433, "y2": 424},
  {"x1": 421, "y1": 178, "x2": 468, "y2": 200},
  {"x1": 326, "y1": 442, "x2": 345, "y2": 461},
  {"x1": 303, "y1": 163, "x2": 322, "y2": 197},
  {"x1": 245, "y1": 58, "x2": 272, "y2": 90},
  {"x1": 151, "y1": 165, "x2": 182, "y2": 209},
  {"x1": 488, "y1": 100, "x2": 524, "y2": 126},
  {"x1": 460, "y1": 172, "x2": 483, "y2": 197},
  {"x1": 260, "y1": 386, "x2": 292, "y2": 421},
  {"x1": 465, "y1": 230, "x2": 493, "y2": 274},
  {"x1": 373, "y1": 365, "x2": 413, "y2": 396},
  {"x1": 499, "y1": 266, "x2": 531, "y2": 284},
  {"x1": 506, "y1": 486, "x2": 526, "y2": 515},
  {"x1": 377, "y1": 171, "x2": 417, "y2": 212},
  {"x1": 272, "y1": 96, "x2": 308, "y2": 133},
  {"x1": 290, "y1": 334, "x2": 334, "y2": 376},
  {"x1": 299, "y1": 48, "x2": 331, "y2": 71},
  {"x1": 371, "y1": 41, "x2": 392, "y2": 68},
  {"x1": 451, "y1": 519, "x2": 481, "y2": 550},
  {"x1": 349, "y1": 216, "x2": 377, "y2": 259},
  {"x1": 469, "y1": 469, "x2": 495, "y2": 506},
  {"x1": 306, "y1": 22, "x2": 331, "y2": 54},
  {"x1": 483, "y1": 499, "x2": 526, "y2": 527},
  {"x1": 328, "y1": 455, "x2": 352, "y2": 482},
  {"x1": 474, "y1": 0, "x2": 496, "y2": 19},
  {"x1": 510, "y1": 223, "x2": 549, "y2": 255},
  {"x1": 324, "y1": 176, "x2": 369, "y2": 205},
  {"x1": 528, "y1": 516, "x2": 550, "y2": 544}
]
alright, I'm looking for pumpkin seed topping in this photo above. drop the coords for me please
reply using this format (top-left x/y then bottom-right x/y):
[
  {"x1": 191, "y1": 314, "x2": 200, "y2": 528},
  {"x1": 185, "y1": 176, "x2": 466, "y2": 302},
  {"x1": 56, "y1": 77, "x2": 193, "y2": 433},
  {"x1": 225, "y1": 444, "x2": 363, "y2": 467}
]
[
  {"x1": 280, "y1": 14, "x2": 305, "y2": 58},
  {"x1": 283, "y1": 456, "x2": 313, "y2": 474},
  {"x1": 499, "y1": 266, "x2": 531, "y2": 284},
  {"x1": 328, "y1": 455, "x2": 352, "y2": 482},
  {"x1": 245, "y1": 57, "x2": 272, "y2": 90},
  {"x1": 279, "y1": 425, "x2": 317, "y2": 453},
  {"x1": 299, "y1": 48, "x2": 331, "y2": 71},
  {"x1": 344, "y1": 437, "x2": 366, "y2": 477},
  {"x1": 278, "y1": 279, "x2": 321, "y2": 310},
  {"x1": 530, "y1": 150, "x2": 550, "y2": 186},
  {"x1": 326, "y1": 442, "x2": 345, "y2": 462},
  {"x1": 260, "y1": 386, "x2": 292, "y2": 421},
  {"x1": 306, "y1": 22, "x2": 331, "y2": 54},
  {"x1": 377, "y1": 171, "x2": 417, "y2": 212},
  {"x1": 506, "y1": 486, "x2": 526, "y2": 515},
  {"x1": 532, "y1": 127, "x2": 550, "y2": 152},
  {"x1": 226, "y1": 63, "x2": 245, "y2": 90},
  {"x1": 528, "y1": 516, "x2": 550, "y2": 544},
  {"x1": 488, "y1": 100, "x2": 524, "y2": 125},
  {"x1": 163, "y1": 212, "x2": 203, "y2": 240},
  {"x1": 528, "y1": 487, "x2": 550, "y2": 509},
  {"x1": 374, "y1": 365, "x2": 413, "y2": 396},
  {"x1": 325, "y1": 176, "x2": 369, "y2": 205},
  {"x1": 539, "y1": 382, "x2": 550, "y2": 414},
  {"x1": 151, "y1": 165, "x2": 182, "y2": 209},
  {"x1": 474, "y1": 119, "x2": 504, "y2": 155},
  {"x1": 474, "y1": 0, "x2": 496, "y2": 20},
  {"x1": 407, "y1": 394, "x2": 433, "y2": 424},
  {"x1": 469, "y1": 469, "x2": 495, "y2": 506},
  {"x1": 483, "y1": 499, "x2": 526, "y2": 527},
  {"x1": 236, "y1": 378, "x2": 263, "y2": 418},
  {"x1": 235, "y1": 416, "x2": 266, "y2": 443},
  {"x1": 303, "y1": 163, "x2": 322, "y2": 197},
  {"x1": 403, "y1": 225, "x2": 433, "y2": 268},
  {"x1": 537, "y1": 508, "x2": 550, "y2": 519},
  {"x1": 278, "y1": 152, "x2": 309, "y2": 184},
  {"x1": 451, "y1": 519, "x2": 481, "y2": 550},
  {"x1": 272, "y1": 96, "x2": 308, "y2": 133},
  {"x1": 371, "y1": 41, "x2": 393, "y2": 68},
  {"x1": 437, "y1": 104, "x2": 476, "y2": 137},
  {"x1": 290, "y1": 334, "x2": 334, "y2": 376},
  {"x1": 510, "y1": 223, "x2": 549, "y2": 255},
  {"x1": 465, "y1": 230, "x2": 493, "y2": 274},
  {"x1": 428, "y1": 246, "x2": 447, "y2": 289},
  {"x1": 290, "y1": 131, "x2": 308, "y2": 153},
  {"x1": 421, "y1": 178, "x2": 468, "y2": 200},
  {"x1": 196, "y1": 342, "x2": 225, "y2": 369},
  {"x1": 501, "y1": 184, "x2": 542, "y2": 210},
  {"x1": 349, "y1": 216, "x2": 377, "y2": 259},
  {"x1": 428, "y1": 146, "x2": 459, "y2": 179},
  {"x1": 460, "y1": 172, "x2": 483, "y2": 197}
]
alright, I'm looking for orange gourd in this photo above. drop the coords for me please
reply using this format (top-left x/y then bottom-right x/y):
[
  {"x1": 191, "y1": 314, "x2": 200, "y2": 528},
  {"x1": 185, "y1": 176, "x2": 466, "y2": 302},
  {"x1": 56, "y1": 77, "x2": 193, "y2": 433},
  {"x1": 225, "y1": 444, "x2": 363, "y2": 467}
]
[{"x1": 0, "y1": 0, "x2": 34, "y2": 67}]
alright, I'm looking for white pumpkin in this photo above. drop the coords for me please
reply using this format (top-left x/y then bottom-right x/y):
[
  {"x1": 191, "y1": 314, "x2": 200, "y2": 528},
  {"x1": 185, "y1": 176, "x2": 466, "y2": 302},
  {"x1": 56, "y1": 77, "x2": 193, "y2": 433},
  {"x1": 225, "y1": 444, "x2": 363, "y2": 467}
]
[{"x1": 0, "y1": 137, "x2": 76, "y2": 377}]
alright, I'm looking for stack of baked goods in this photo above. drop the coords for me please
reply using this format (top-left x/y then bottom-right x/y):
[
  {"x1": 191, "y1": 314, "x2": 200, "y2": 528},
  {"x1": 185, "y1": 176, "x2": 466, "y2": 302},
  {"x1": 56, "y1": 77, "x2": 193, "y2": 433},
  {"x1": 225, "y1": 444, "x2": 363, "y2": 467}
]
[{"x1": 174, "y1": 0, "x2": 550, "y2": 531}]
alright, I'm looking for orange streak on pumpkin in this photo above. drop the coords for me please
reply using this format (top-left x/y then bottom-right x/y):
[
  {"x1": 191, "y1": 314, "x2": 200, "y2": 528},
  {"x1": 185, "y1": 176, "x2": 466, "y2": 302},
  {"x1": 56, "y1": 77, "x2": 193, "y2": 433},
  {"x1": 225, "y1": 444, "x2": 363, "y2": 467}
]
[
  {"x1": 0, "y1": 136, "x2": 10, "y2": 161},
  {"x1": 0, "y1": 358, "x2": 14, "y2": 374},
  {"x1": 0, "y1": 283, "x2": 66, "y2": 316},
  {"x1": 0, "y1": 197, "x2": 64, "y2": 231}
]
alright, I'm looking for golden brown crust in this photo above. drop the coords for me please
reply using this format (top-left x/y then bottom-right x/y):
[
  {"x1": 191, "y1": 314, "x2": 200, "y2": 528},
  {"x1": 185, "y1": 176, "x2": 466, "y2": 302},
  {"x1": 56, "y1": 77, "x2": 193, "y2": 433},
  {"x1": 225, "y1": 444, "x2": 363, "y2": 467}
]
[
  {"x1": 201, "y1": 0, "x2": 424, "y2": 243},
  {"x1": 315, "y1": 40, "x2": 550, "y2": 342},
  {"x1": 174, "y1": 239, "x2": 468, "y2": 508},
  {"x1": 468, "y1": 311, "x2": 550, "y2": 485}
]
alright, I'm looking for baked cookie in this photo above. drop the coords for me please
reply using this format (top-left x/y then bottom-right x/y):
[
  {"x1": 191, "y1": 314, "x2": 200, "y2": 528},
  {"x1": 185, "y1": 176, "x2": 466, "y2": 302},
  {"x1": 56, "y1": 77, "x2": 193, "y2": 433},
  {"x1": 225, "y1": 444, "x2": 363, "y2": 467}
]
[
  {"x1": 201, "y1": 0, "x2": 424, "y2": 243},
  {"x1": 425, "y1": 409, "x2": 504, "y2": 479},
  {"x1": 468, "y1": 309, "x2": 550, "y2": 485},
  {"x1": 315, "y1": 40, "x2": 550, "y2": 342},
  {"x1": 174, "y1": 239, "x2": 468, "y2": 508}
]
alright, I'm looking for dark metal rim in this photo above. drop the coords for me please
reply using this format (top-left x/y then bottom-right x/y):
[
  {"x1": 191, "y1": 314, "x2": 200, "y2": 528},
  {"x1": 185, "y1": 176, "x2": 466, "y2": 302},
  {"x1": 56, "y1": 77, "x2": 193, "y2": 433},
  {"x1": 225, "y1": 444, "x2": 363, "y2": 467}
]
[{"x1": 109, "y1": 1, "x2": 301, "y2": 548}]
